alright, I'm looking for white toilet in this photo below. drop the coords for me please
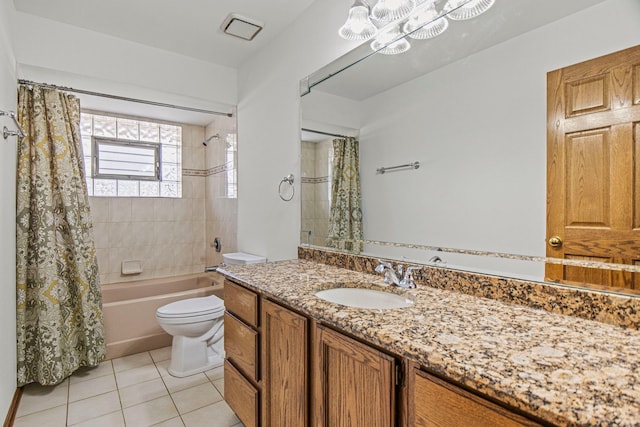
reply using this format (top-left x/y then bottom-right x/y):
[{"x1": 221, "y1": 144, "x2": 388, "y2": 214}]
[
  {"x1": 156, "y1": 252, "x2": 266, "y2": 377},
  {"x1": 156, "y1": 294, "x2": 225, "y2": 377}
]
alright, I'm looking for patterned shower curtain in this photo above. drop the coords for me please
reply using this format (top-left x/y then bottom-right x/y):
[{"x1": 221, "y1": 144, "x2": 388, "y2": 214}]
[
  {"x1": 16, "y1": 85, "x2": 105, "y2": 386},
  {"x1": 328, "y1": 137, "x2": 363, "y2": 253}
]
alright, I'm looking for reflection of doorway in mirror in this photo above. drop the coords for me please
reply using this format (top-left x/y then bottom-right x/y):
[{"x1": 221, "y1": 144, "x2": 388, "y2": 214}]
[
  {"x1": 547, "y1": 44, "x2": 640, "y2": 290},
  {"x1": 301, "y1": 139, "x2": 333, "y2": 246}
]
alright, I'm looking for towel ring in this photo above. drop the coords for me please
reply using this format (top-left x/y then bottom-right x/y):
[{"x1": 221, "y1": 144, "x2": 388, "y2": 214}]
[{"x1": 279, "y1": 174, "x2": 295, "y2": 202}]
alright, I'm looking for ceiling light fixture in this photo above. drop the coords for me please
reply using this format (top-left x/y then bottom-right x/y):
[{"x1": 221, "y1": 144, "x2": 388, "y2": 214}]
[
  {"x1": 371, "y1": 24, "x2": 412, "y2": 54},
  {"x1": 338, "y1": 0, "x2": 496, "y2": 55},
  {"x1": 404, "y1": 1, "x2": 449, "y2": 39},
  {"x1": 445, "y1": 0, "x2": 496, "y2": 20},
  {"x1": 371, "y1": 0, "x2": 416, "y2": 22},
  {"x1": 339, "y1": 0, "x2": 377, "y2": 41}
]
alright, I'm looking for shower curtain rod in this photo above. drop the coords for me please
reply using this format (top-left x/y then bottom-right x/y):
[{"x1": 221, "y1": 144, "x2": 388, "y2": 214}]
[
  {"x1": 17, "y1": 79, "x2": 233, "y2": 117},
  {"x1": 301, "y1": 128, "x2": 350, "y2": 139}
]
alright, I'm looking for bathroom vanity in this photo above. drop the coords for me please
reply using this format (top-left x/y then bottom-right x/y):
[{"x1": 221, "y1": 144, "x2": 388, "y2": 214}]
[{"x1": 219, "y1": 256, "x2": 640, "y2": 426}]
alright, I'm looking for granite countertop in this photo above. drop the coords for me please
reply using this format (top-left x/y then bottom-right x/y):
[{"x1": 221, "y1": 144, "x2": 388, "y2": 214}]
[{"x1": 218, "y1": 259, "x2": 640, "y2": 427}]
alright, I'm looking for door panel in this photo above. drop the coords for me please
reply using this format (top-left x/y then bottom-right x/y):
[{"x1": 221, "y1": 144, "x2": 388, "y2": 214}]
[
  {"x1": 565, "y1": 129, "x2": 610, "y2": 227},
  {"x1": 547, "y1": 45, "x2": 640, "y2": 290},
  {"x1": 566, "y1": 74, "x2": 610, "y2": 117}
]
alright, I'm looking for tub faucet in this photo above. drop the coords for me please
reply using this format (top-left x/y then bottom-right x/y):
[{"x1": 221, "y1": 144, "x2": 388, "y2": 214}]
[
  {"x1": 204, "y1": 265, "x2": 218, "y2": 272},
  {"x1": 375, "y1": 260, "x2": 419, "y2": 289}
]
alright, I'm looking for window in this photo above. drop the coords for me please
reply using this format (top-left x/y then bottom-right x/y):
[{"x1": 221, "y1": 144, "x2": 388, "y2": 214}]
[
  {"x1": 93, "y1": 137, "x2": 160, "y2": 180},
  {"x1": 81, "y1": 113, "x2": 182, "y2": 197},
  {"x1": 225, "y1": 133, "x2": 237, "y2": 198}
]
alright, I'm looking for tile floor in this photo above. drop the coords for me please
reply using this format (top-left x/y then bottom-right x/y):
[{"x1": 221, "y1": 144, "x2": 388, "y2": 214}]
[{"x1": 14, "y1": 347, "x2": 244, "y2": 427}]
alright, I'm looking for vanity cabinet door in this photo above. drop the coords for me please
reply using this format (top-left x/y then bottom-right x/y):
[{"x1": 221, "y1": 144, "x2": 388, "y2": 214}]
[
  {"x1": 411, "y1": 369, "x2": 542, "y2": 427},
  {"x1": 261, "y1": 299, "x2": 308, "y2": 427},
  {"x1": 313, "y1": 324, "x2": 396, "y2": 427},
  {"x1": 224, "y1": 360, "x2": 259, "y2": 427}
]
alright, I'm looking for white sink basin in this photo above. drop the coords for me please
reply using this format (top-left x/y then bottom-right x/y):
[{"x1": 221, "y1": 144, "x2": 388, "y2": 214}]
[{"x1": 314, "y1": 287, "x2": 414, "y2": 309}]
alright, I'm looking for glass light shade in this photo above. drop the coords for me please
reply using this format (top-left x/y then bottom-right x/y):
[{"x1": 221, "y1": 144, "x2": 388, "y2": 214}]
[
  {"x1": 403, "y1": 3, "x2": 449, "y2": 39},
  {"x1": 370, "y1": 25, "x2": 411, "y2": 55},
  {"x1": 339, "y1": 0, "x2": 377, "y2": 40},
  {"x1": 445, "y1": 0, "x2": 496, "y2": 20},
  {"x1": 371, "y1": 0, "x2": 416, "y2": 22}
]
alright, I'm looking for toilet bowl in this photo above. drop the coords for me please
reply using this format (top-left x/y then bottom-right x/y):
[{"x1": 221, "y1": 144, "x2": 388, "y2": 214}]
[{"x1": 156, "y1": 294, "x2": 225, "y2": 377}]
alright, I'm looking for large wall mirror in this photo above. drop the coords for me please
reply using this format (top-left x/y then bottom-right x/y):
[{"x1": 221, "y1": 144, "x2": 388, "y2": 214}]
[{"x1": 300, "y1": 0, "x2": 640, "y2": 295}]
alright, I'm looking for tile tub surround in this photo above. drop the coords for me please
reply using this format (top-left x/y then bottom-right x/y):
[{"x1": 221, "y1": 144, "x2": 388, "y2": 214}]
[
  {"x1": 88, "y1": 121, "x2": 238, "y2": 285},
  {"x1": 298, "y1": 246, "x2": 640, "y2": 330},
  {"x1": 218, "y1": 259, "x2": 640, "y2": 426}
]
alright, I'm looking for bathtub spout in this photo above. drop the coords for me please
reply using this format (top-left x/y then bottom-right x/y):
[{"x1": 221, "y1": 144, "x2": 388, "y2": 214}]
[{"x1": 204, "y1": 265, "x2": 218, "y2": 272}]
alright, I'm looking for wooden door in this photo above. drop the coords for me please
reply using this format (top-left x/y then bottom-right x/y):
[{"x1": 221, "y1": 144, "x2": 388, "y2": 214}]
[
  {"x1": 262, "y1": 300, "x2": 308, "y2": 427},
  {"x1": 547, "y1": 44, "x2": 640, "y2": 289},
  {"x1": 312, "y1": 324, "x2": 396, "y2": 427}
]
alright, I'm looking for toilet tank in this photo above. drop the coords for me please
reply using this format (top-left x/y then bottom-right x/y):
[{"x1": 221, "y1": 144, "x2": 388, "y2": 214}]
[{"x1": 223, "y1": 252, "x2": 267, "y2": 265}]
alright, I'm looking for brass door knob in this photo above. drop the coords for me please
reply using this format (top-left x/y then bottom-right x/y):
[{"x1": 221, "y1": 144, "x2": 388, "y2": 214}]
[{"x1": 548, "y1": 236, "x2": 562, "y2": 248}]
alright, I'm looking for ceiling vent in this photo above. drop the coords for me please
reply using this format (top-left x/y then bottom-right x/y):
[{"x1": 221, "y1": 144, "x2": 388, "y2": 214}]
[{"x1": 221, "y1": 13, "x2": 264, "y2": 41}]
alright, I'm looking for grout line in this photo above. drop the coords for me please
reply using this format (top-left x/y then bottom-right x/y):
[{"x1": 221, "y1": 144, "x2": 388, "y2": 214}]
[
  {"x1": 154, "y1": 357, "x2": 182, "y2": 425},
  {"x1": 65, "y1": 378, "x2": 70, "y2": 427}
]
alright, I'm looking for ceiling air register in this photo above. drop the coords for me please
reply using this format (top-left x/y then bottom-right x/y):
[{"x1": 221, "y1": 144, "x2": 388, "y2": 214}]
[{"x1": 221, "y1": 13, "x2": 264, "y2": 41}]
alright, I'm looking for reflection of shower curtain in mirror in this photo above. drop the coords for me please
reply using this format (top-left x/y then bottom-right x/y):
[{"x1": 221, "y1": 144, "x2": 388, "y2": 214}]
[
  {"x1": 16, "y1": 85, "x2": 105, "y2": 386},
  {"x1": 328, "y1": 137, "x2": 363, "y2": 252}
]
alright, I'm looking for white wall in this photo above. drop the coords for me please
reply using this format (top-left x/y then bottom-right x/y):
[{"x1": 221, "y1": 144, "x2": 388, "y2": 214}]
[
  {"x1": 0, "y1": 0, "x2": 17, "y2": 419},
  {"x1": 301, "y1": 90, "x2": 361, "y2": 134},
  {"x1": 13, "y1": 12, "x2": 237, "y2": 113},
  {"x1": 236, "y1": 0, "x2": 360, "y2": 260},
  {"x1": 356, "y1": 0, "x2": 640, "y2": 267}
]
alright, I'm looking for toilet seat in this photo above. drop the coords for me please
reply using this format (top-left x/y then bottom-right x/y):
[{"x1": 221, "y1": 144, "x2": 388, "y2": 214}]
[{"x1": 156, "y1": 295, "x2": 224, "y2": 319}]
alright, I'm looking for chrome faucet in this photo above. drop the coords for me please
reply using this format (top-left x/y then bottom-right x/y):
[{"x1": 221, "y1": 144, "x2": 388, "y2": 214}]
[
  {"x1": 399, "y1": 266, "x2": 421, "y2": 288},
  {"x1": 375, "y1": 260, "x2": 401, "y2": 286},
  {"x1": 375, "y1": 260, "x2": 420, "y2": 288}
]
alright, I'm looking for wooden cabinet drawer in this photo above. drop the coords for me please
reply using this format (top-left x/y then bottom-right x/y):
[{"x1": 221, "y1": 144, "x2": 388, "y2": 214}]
[
  {"x1": 225, "y1": 280, "x2": 259, "y2": 328},
  {"x1": 413, "y1": 370, "x2": 541, "y2": 427},
  {"x1": 224, "y1": 312, "x2": 259, "y2": 382},
  {"x1": 225, "y1": 360, "x2": 259, "y2": 427}
]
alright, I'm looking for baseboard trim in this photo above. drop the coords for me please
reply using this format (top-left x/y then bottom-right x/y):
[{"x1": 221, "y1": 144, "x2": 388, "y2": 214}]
[{"x1": 3, "y1": 388, "x2": 22, "y2": 427}]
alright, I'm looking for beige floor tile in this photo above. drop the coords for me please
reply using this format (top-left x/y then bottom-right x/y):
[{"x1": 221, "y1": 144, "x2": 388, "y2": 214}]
[
  {"x1": 112, "y1": 351, "x2": 154, "y2": 372},
  {"x1": 150, "y1": 346, "x2": 172, "y2": 363},
  {"x1": 152, "y1": 416, "x2": 186, "y2": 427},
  {"x1": 115, "y1": 363, "x2": 160, "y2": 389},
  {"x1": 155, "y1": 359, "x2": 171, "y2": 377},
  {"x1": 171, "y1": 382, "x2": 223, "y2": 415},
  {"x1": 161, "y1": 372, "x2": 209, "y2": 393},
  {"x1": 204, "y1": 366, "x2": 224, "y2": 381},
  {"x1": 13, "y1": 404, "x2": 67, "y2": 427},
  {"x1": 123, "y1": 395, "x2": 179, "y2": 426},
  {"x1": 119, "y1": 378, "x2": 168, "y2": 408},
  {"x1": 181, "y1": 400, "x2": 240, "y2": 427},
  {"x1": 67, "y1": 390, "x2": 121, "y2": 425},
  {"x1": 212, "y1": 378, "x2": 224, "y2": 397},
  {"x1": 231, "y1": 424, "x2": 245, "y2": 427},
  {"x1": 69, "y1": 360, "x2": 114, "y2": 384},
  {"x1": 16, "y1": 380, "x2": 69, "y2": 417},
  {"x1": 69, "y1": 409, "x2": 125, "y2": 427},
  {"x1": 69, "y1": 373, "x2": 117, "y2": 402}
]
